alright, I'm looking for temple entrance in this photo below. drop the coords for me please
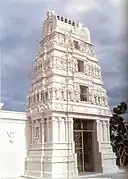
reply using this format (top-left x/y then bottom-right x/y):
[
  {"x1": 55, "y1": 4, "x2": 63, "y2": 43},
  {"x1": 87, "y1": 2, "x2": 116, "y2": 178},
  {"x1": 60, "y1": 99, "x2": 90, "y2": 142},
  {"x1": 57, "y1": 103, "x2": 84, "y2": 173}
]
[{"x1": 73, "y1": 119, "x2": 94, "y2": 173}]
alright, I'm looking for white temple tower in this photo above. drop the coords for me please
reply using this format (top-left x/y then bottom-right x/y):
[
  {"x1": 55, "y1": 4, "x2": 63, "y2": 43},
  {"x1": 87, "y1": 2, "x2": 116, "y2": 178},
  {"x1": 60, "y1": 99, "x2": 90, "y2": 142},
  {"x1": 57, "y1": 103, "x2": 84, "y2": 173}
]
[{"x1": 24, "y1": 10, "x2": 117, "y2": 179}]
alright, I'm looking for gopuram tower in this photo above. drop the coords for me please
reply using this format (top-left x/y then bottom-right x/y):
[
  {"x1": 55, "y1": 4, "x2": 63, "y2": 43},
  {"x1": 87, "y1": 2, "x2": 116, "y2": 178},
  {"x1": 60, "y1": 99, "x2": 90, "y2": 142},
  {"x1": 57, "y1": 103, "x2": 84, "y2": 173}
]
[{"x1": 24, "y1": 10, "x2": 117, "y2": 179}]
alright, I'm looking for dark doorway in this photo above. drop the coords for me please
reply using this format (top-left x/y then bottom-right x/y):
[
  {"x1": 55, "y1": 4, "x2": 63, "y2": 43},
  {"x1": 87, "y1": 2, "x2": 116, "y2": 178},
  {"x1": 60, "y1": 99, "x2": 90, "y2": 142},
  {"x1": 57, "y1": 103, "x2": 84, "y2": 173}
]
[
  {"x1": 73, "y1": 119, "x2": 94, "y2": 173},
  {"x1": 83, "y1": 131, "x2": 93, "y2": 171}
]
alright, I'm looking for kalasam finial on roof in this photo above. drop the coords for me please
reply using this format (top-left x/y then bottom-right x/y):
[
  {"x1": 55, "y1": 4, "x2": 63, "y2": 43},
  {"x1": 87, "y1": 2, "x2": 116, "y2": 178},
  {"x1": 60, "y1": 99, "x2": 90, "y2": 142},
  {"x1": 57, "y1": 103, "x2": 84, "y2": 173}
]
[
  {"x1": 68, "y1": 20, "x2": 71, "y2": 24},
  {"x1": 47, "y1": 10, "x2": 55, "y2": 18},
  {"x1": 57, "y1": 15, "x2": 60, "y2": 20},
  {"x1": 61, "y1": 17, "x2": 64, "y2": 21},
  {"x1": 65, "y1": 18, "x2": 68, "y2": 23},
  {"x1": 54, "y1": 12, "x2": 79, "y2": 27},
  {"x1": 0, "y1": 103, "x2": 4, "y2": 110}
]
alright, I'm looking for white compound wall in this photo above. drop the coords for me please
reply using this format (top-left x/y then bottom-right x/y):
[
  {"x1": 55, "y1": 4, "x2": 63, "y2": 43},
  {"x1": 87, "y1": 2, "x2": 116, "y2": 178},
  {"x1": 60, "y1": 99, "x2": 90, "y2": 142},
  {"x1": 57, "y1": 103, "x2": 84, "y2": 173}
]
[{"x1": 0, "y1": 104, "x2": 27, "y2": 179}]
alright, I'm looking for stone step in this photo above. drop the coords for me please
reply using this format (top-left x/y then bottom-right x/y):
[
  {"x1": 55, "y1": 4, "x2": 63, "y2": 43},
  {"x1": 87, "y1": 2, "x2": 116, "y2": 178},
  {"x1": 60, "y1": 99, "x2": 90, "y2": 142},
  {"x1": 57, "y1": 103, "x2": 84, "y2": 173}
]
[
  {"x1": 21, "y1": 177, "x2": 111, "y2": 179},
  {"x1": 73, "y1": 178, "x2": 111, "y2": 179},
  {"x1": 20, "y1": 175, "x2": 111, "y2": 179}
]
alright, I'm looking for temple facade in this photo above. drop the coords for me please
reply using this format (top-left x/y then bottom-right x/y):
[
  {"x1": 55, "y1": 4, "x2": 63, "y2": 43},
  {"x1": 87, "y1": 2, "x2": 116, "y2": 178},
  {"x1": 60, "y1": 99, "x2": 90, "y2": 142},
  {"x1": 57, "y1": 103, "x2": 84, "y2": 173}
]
[{"x1": 24, "y1": 10, "x2": 117, "y2": 179}]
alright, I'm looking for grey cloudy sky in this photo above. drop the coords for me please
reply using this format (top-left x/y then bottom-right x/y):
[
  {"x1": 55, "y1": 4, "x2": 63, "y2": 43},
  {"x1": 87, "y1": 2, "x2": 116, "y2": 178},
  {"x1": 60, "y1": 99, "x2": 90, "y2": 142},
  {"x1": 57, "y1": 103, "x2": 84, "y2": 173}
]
[{"x1": 0, "y1": 0, "x2": 127, "y2": 112}]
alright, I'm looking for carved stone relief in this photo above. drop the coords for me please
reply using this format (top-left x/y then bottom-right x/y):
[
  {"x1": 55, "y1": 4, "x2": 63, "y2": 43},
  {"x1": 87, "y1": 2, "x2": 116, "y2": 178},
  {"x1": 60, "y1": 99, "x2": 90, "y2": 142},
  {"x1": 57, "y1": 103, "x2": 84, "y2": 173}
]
[
  {"x1": 84, "y1": 62, "x2": 101, "y2": 79},
  {"x1": 53, "y1": 56, "x2": 75, "y2": 71},
  {"x1": 85, "y1": 44, "x2": 96, "y2": 57},
  {"x1": 52, "y1": 84, "x2": 82, "y2": 102},
  {"x1": 84, "y1": 64, "x2": 89, "y2": 75},
  {"x1": 80, "y1": 42, "x2": 86, "y2": 52},
  {"x1": 57, "y1": 33, "x2": 65, "y2": 44},
  {"x1": 29, "y1": 21, "x2": 110, "y2": 129},
  {"x1": 86, "y1": 86, "x2": 108, "y2": 106},
  {"x1": 33, "y1": 119, "x2": 41, "y2": 143}
]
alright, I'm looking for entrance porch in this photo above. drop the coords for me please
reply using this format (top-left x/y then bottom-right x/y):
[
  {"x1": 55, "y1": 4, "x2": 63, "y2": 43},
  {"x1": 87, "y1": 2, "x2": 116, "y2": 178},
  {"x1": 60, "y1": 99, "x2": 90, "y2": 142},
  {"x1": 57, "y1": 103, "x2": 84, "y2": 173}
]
[
  {"x1": 73, "y1": 119, "x2": 94, "y2": 173},
  {"x1": 73, "y1": 118, "x2": 118, "y2": 174}
]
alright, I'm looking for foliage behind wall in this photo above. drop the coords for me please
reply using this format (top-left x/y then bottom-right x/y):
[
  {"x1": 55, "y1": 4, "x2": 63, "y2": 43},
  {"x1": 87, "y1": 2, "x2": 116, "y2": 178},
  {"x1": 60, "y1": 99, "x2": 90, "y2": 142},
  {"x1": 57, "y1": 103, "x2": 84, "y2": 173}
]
[{"x1": 110, "y1": 102, "x2": 128, "y2": 167}]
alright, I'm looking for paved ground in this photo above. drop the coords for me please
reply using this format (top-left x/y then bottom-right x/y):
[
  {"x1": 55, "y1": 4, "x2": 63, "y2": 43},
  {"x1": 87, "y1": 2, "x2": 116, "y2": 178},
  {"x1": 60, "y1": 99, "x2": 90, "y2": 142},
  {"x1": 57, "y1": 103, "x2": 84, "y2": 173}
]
[
  {"x1": 20, "y1": 170, "x2": 128, "y2": 179},
  {"x1": 74, "y1": 169, "x2": 128, "y2": 179},
  {"x1": 94, "y1": 170, "x2": 128, "y2": 179}
]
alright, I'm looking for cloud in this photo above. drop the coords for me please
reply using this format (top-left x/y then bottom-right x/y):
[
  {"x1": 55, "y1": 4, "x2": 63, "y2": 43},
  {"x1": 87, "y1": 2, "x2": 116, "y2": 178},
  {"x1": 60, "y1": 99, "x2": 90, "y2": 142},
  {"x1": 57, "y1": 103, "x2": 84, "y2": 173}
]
[
  {"x1": 64, "y1": 0, "x2": 101, "y2": 18},
  {"x1": 0, "y1": 0, "x2": 127, "y2": 111},
  {"x1": 6, "y1": 0, "x2": 62, "y2": 2},
  {"x1": 0, "y1": 1, "x2": 44, "y2": 111}
]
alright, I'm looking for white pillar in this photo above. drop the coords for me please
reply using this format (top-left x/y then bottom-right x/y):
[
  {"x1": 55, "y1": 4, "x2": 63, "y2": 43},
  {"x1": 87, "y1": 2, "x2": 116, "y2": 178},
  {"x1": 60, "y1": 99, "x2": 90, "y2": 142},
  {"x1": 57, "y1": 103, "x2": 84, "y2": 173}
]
[
  {"x1": 96, "y1": 120, "x2": 101, "y2": 142},
  {"x1": 59, "y1": 117, "x2": 65, "y2": 142},
  {"x1": 99, "y1": 121, "x2": 103, "y2": 142},
  {"x1": 52, "y1": 117, "x2": 59, "y2": 142},
  {"x1": 63, "y1": 89, "x2": 66, "y2": 100},
  {"x1": 101, "y1": 121, "x2": 104, "y2": 142},
  {"x1": 64, "y1": 118, "x2": 68, "y2": 141},
  {"x1": 47, "y1": 117, "x2": 50, "y2": 142},
  {"x1": 105, "y1": 121, "x2": 108, "y2": 141},
  {"x1": 102, "y1": 121, "x2": 107, "y2": 142},
  {"x1": 66, "y1": 117, "x2": 73, "y2": 143},
  {"x1": 32, "y1": 120, "x2": 34, "y2": 143},
  {"x1": 106, "y1": 120, "x2": 110, "y2": 142},
  {"x1": 49, "y1": 117, "x2": 52, "y2": 142},
  {"x1": 70, "y1": 118, "x2": 73, "y2": 141},
  {"x1": 41, "y1": 120, "x2": 44, "y2": 144},
  {"x1": 39, "y1": 119, "x2": 42, "y2": 143},
  {"x1": 44, "y1": 118, "x2": 47, "y2": 142},
  {"x1": 29, "y1": 120, "x2": 32, "y2": 144}
]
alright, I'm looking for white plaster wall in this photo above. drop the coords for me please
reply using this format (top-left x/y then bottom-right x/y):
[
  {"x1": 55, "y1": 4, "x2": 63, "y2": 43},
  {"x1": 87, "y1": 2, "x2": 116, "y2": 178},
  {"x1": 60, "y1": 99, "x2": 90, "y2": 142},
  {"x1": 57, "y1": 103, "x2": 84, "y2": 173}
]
[{"x1": 0, "y1": 110, "x2": 27, "y2": 178}]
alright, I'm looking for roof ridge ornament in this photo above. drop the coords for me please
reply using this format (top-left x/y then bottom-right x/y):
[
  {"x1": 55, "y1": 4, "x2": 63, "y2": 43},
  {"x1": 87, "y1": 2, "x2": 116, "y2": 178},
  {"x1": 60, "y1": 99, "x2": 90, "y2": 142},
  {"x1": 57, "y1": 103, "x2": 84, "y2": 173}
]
[
  {"x1": 47, "y1": 10, "x2": 55, "y2": 18},
  {"x1": 77, "y1": 22, "x2": 84, "y2": 28},
  {"x1": 0, "y1": 103, "x2": 4, "y2": 109}
]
